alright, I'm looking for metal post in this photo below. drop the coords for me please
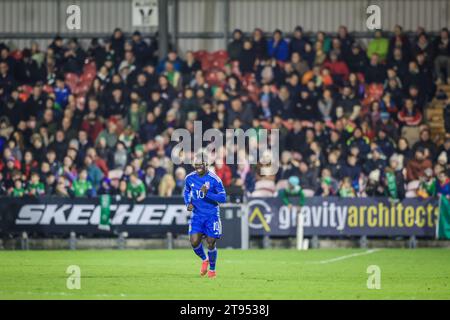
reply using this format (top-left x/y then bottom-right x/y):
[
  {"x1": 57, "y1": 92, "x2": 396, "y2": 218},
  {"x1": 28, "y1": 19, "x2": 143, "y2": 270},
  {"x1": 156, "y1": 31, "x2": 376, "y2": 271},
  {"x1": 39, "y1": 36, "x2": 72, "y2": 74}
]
[
  {"x1": 262, "y1": 235, "x2": 271, "y2": 249},
  {"x1": 311, "y1": 235, "x2": 319, "y2": 249},
  {"x1": 223, "y1": 0, "x2": 230, "y2": 48},
  {"x1": 240, "y1": 195, "x2": 249, "y2": 250},
  {"x1": 172, "y1": 0, "x2": 179, "y2": 52},
  {"x1": 359, "y1": 235, "x2": 368, "y2": 249},
  {"x1": 166, "y1": 232, "x2": 173, "y2": 250},
  {"x1": 158, "y1": 0, "x2": 169, "y2": 59},
  {"x1": 21, "y1": 232, "x2": 29, "y2": 250},
  {"x1": 408, "y1": 235, "x2": 417, "y2": 249},
  {"x1": 118, "y1": 232, "x2": 128, "y2": 250},
  {"x1": 69, "y1": 232, "x2": 76, "y2": 250}
]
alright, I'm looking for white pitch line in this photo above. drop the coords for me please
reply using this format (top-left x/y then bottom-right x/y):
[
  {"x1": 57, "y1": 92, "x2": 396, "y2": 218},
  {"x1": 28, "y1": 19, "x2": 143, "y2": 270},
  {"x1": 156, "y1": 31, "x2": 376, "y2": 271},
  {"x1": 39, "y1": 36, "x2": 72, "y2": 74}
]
[{"x1": 312, "y1": 249, "x2": 381, "y2": 265}]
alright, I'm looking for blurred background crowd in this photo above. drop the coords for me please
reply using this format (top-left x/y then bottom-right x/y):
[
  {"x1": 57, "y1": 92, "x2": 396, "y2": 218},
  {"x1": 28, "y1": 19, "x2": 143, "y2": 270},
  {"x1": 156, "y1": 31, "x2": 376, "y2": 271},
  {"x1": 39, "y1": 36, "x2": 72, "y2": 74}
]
[{"x1": 0, "y1": 25, "x2": 449, "y2": 201}]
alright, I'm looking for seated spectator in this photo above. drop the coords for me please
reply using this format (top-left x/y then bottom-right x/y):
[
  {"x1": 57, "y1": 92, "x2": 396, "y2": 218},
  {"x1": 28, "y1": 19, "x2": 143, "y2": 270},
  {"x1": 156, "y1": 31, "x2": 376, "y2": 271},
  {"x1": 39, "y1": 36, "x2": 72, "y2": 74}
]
[
  {"x1": 127, "y1": 172, "x2": 146, "y2": 202},
  {"x1": 406, "y1": 147, "x2": 433, "y2": 182},
  {"x1": 339, "y1": 176, "x2": 356, "y2": 197},
  {"x1": 398, "y1": 98, "x2": 423, "y2": 128},
  {"x1": 323, "y1": 51, "x2": 349, "y2": 84},
  {"x1": 71, "y1": 168, "x2": 95, "y2": 197},
  {"x1": 158, "y1": 173, "x2": 176, "y2": 197},
  {"x1": 365, "y1": 53, "x2": 386, "y2": 84}
]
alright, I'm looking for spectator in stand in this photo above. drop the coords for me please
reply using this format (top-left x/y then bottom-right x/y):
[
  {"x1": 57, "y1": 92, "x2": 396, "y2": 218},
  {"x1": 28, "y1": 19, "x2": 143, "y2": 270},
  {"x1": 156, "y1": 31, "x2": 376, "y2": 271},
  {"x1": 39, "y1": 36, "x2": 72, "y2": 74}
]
[
  {"x1": 365, "y1": 53, "x2": 387, "y2": 84},
  {"x1": 367, "y1": 30, "x2": 389, "y2": 62},
  {"x1": 434, "y1": 28, "x2": 450, "y2": 84},
  {"x1": 437, "y1": 170, "x2": 450, "y2": 196},
  {"x1": 323, "y1": 51, "x2": 349, "y2": 85},
  {"x1": 388, "y1": 25, "x2": 412, "y2": 62},
  {"x1": 346, "y1": 42, "x2": 368, "y2": 74},
  {"x1": 71, "y1": 168, "x2": 95, "y2": 197},
  {"x1": 267, "y1": 29, "x2": 289, "y2": 62},
  {"x1": 398, "y1": 98, "x2": 423, "y2": 127},
  {"x1": 227, "y1": 29, "x2": 244, "y2": 61},
  {"x1": 337, "y1": 26, "x2": 354, "y2": 57},
  {"x1": 127, "y1": 172, "x2": 146, "y2": 202},
  {"x1": 289, "y1": 26, "x2": 309, "y2": 57},
  {"x1": 238, "y1": 39, "x2": 257, "y2": 75},
  {"x1": 406, "y1": 147, "x2": 433, "y2": 182},
  {"x1": 251, "y1": 28, "x2": 268, "y2": 60}
]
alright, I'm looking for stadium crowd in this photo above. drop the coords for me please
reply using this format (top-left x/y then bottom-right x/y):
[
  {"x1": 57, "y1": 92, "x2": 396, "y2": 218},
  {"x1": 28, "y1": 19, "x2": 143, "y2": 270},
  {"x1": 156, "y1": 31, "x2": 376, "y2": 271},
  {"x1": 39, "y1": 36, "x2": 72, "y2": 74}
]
[{"x1": 0, "y1": 25, "x2": 449, "y2": 201}]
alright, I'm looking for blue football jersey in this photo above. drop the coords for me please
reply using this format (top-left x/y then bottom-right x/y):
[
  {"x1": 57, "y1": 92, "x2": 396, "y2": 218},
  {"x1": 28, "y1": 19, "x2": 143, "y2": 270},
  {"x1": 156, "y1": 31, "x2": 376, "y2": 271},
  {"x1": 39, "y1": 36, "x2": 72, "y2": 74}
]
[{"x1": 183, "y1": 170, "x2": 227, "y2": 216}]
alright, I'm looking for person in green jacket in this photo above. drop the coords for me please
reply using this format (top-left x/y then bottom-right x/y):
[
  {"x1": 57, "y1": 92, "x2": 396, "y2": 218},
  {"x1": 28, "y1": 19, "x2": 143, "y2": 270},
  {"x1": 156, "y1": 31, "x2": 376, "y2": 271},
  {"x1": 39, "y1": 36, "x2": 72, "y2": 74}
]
[
  {"x1": 12, "y1": 179, "x2": 25, "y2": 197},
  {"x1": 127, "y1": 173, "x2": 146, "y2": 202},
  {"x1": 71, "y1": 169, "x2": 94, "y2": 197},
  {"x1": 367, "y1": 29, "x2": 389, "y2": 61},
  {"x1": 27, "y1": 172, "x2": 46, "y2": 196},
  {"x1": 278, "y1": 176, "x2": 305, "y2": 207}
]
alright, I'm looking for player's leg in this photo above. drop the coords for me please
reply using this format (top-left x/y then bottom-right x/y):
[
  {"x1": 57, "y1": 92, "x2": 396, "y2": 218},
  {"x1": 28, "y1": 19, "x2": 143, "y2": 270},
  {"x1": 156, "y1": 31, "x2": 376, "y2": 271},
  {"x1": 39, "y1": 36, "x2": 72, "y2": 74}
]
[
  {"x1": 190, "y1": 232, "x2": 209, "y2": 276},
  {"x1": 190, "y1": 233, "x2": 207, "y2": 260},
  {"x1": 205, "y1": 215, "x2": 221, "y2": 278},
  {"x1": 205, "y1": 236, "x2": 218, "y2": 278}
]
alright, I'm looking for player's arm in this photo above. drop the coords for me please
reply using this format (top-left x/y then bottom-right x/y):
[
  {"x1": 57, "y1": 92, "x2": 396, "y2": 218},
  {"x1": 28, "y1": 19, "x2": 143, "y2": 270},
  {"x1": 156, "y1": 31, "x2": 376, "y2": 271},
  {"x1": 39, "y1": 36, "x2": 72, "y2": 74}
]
[
  {"x1": 205, "y1": 179, "x2": 226, "y2": 203},
  {"x1": 183, "y1": 177, "x2": 194, "y2": 211}
]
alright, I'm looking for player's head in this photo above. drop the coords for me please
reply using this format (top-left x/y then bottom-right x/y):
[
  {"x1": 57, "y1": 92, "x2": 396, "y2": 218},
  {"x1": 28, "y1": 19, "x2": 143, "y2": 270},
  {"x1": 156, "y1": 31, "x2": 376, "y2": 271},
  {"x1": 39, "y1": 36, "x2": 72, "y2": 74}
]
[{"x1": 193, "y1": 152, "x2": 208, "y2": 176}]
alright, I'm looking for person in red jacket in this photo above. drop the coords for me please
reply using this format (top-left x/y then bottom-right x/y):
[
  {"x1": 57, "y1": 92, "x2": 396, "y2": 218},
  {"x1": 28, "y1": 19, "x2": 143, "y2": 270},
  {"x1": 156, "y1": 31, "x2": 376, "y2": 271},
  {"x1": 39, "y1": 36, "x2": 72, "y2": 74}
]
[
  {"x1": 398, "y1": 98, "x2": 423, "y2": 127},
  {"x1": 323, "y1": 51, "x2": 350, "y2": 84},
  {"x1": 214, "y1": 161, "x2": 232, "y2": 187}
]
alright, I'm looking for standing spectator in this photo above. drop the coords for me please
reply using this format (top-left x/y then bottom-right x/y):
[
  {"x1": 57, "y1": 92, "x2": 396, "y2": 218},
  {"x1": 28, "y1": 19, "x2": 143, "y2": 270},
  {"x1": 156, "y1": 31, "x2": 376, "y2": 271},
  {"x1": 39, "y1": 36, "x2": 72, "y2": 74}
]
[
  {"x1": 367, "y1": 30, "x2": 389, "y2": 62},
  {"x1": 238, "y1": 39, "x2": 257, "y2": 75},
  {"x1": 227, "y1": 29, "x2": 244, "y2": 61},
  {"x1": 268, "y1": 29, "x2": 289, "y2": 62},
  {"x1": 251, "y1": 28, "x2": 268, "y2": 60},
  {"x1": 434, "y1": 28, "x2": 450, "y2": 84},
  {"x1": 289, "y1": 26, "x2": 309, "y2": 56},
  {"x1": 346, "y1": 42, "x2": 368, "y2": 74}
]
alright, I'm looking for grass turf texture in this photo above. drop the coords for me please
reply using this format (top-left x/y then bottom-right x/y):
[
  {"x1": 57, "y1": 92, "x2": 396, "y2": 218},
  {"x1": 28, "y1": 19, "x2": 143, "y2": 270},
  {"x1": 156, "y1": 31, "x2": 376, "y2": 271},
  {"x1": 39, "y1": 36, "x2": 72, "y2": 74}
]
[{"x1": 0, "y1": 249, "x2": 449, "y2": 299}]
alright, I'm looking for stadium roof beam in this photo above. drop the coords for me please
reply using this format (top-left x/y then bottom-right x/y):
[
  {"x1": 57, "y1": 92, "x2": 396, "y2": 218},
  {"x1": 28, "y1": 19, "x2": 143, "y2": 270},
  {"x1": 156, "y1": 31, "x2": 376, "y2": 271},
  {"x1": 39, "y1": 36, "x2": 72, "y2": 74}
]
[{"x1": 158, "y1": 0, "x2": 169, "y2": 59}]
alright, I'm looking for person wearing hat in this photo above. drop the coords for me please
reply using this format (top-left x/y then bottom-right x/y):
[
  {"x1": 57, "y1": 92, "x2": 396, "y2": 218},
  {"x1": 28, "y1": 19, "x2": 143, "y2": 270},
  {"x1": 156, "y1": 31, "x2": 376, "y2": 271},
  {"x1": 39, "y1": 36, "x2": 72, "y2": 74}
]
[{"x1": 278, "y1": 175, "x2": 305, "y2": 207}]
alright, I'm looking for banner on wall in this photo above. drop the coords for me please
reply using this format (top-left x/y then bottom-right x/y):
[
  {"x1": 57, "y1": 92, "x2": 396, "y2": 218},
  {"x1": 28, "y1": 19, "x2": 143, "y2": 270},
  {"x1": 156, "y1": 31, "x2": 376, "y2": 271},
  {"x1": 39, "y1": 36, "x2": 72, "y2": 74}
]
[
  {"x1": 0, "y1": 197, "x2": 245, "y2": 248},
  {"x1": 0, "y1": 196, "x2": 440, "y2": 239},
  {"x1": 247, "y1": 197, "x2": 439, "y2": 237}
]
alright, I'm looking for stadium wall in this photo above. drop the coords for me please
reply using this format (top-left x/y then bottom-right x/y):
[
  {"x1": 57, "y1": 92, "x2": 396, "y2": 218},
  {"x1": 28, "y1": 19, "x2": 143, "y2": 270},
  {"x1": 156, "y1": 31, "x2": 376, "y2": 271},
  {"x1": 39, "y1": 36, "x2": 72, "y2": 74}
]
[{"x1": 1, "y1": 0, "x2": 449, "y2": 51}]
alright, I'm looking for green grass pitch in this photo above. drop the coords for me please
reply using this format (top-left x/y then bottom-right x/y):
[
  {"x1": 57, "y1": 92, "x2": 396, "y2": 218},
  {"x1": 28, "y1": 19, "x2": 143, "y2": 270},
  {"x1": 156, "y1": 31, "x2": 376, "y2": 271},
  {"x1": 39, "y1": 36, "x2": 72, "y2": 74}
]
[{"x1": 0, "y1": 249, "x2": 449, "y2": 299}]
